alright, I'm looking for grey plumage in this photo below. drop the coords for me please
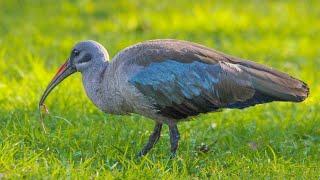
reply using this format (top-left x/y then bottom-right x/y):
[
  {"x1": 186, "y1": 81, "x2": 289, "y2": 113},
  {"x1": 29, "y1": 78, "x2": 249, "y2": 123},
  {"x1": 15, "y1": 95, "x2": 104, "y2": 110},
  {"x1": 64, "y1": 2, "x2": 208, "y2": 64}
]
[{"x1": 39, "y1": 39, "x2": 309, "y2": 157}]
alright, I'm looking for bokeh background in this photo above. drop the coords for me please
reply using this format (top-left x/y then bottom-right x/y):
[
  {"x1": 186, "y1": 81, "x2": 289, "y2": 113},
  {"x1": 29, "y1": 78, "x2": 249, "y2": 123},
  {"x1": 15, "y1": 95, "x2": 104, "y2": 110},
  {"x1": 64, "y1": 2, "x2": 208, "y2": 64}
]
[{"x1": 0, "y1": 0, "x2": 319, "y2": 179}]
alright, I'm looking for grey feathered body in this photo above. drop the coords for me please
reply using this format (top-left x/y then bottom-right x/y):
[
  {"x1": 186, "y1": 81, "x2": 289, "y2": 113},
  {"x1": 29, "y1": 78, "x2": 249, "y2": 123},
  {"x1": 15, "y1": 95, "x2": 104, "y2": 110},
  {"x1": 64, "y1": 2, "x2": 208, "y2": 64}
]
[{"x1": 81, "y1": 39, "x2": 309, "y2": 125}]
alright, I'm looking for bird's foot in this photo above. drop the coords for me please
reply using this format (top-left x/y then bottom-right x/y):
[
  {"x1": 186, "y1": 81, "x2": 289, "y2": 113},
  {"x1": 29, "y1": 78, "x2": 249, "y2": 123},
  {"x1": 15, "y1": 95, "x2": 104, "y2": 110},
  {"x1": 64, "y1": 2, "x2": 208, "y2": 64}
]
[
  {"x1": 169, "y1": 152, "x2": 177, "y2": 159},
  {"x1": 135, "y1": 123, "x2": 163, "y2": 158}
]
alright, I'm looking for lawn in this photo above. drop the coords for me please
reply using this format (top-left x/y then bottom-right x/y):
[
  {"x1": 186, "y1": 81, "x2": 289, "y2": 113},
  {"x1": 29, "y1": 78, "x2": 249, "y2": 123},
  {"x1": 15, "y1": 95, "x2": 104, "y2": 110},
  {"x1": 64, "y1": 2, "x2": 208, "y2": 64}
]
[{"x1": 0, "y1": 0, "x2": 319, "y2": 179}]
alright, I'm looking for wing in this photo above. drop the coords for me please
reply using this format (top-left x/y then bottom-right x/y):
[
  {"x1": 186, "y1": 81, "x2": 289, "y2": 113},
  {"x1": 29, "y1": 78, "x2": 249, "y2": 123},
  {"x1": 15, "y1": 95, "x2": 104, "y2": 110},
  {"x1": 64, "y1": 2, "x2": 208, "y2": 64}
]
[
  {"x1": 120, "y1": 39, "x2": 308, "y2": 119},
  {"x1": 129, "y1": 60, "x2": 260, "y2": 119}
]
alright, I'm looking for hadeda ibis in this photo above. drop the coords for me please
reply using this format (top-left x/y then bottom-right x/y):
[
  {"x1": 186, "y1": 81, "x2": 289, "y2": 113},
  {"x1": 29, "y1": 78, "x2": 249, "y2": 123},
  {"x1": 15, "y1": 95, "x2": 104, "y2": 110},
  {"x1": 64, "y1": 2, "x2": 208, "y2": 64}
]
[{"x1": 39, "y1": 39, "x2": 309, "y2": 157}]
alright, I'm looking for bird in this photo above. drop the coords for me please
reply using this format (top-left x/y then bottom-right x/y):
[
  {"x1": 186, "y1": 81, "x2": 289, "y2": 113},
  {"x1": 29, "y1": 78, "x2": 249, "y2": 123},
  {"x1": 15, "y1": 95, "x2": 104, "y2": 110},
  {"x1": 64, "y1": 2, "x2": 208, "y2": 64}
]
[{"x1": 39, "y1": 39, "x2": 309, "y2": 157}]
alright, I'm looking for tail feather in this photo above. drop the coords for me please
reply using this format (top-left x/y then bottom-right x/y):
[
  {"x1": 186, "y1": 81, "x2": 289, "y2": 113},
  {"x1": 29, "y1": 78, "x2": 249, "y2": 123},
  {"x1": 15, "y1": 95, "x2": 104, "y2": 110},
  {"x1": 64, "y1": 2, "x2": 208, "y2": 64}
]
[
  {"x1": 245, "y1": 66, "x2": 309, "y2": 102},
  {"x1": 224, "y1": 54, "x2": 309, "y2": 103}
]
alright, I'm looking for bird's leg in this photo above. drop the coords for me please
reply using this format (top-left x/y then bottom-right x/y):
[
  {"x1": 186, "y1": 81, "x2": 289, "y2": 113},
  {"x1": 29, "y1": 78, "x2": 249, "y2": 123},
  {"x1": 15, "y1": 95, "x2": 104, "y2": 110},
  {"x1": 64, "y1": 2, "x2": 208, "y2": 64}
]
[
  {"x1": 136, "y1": 122, "x2": 163, "y2": 158},
  {"x1": 169, "y1": 124, "x2": 180, "y2": 158}
]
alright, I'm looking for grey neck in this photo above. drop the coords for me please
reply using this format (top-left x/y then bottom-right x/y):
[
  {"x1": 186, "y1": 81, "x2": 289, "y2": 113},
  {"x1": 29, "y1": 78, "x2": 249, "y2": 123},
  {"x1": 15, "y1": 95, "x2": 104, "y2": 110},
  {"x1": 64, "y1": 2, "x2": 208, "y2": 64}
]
[
  {"x1": 81, "y1": 61, "x2": 109, "y2": 109},
  {"x1": 81, "y1": 61, "x2": 108, "y2": 83}
]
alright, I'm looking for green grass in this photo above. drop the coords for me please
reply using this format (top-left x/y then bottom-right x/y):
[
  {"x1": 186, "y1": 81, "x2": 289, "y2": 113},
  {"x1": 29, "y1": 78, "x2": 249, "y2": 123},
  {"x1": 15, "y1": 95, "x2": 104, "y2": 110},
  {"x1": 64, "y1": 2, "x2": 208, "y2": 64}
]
[{"x1": 0, "y1": 0, "x2": 319, "y2": 179}]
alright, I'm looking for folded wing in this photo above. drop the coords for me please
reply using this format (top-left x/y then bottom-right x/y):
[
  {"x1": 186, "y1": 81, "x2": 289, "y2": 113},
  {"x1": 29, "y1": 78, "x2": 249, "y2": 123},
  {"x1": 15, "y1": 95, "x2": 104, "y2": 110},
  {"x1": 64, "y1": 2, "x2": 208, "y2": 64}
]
[{"x1": 123, "y1": 40, "x2": 309, "y2": 119}]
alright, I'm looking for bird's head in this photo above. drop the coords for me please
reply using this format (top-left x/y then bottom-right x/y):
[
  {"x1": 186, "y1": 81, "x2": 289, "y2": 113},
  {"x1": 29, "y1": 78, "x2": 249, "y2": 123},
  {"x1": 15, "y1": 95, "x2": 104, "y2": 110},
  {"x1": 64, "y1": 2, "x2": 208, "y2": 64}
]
[
  {"x1": 70, "y1": 40, "x2": 109, "y2": 72},
  {"x1": 39, "y1": 40, "x2": 109, "y2": 106}
]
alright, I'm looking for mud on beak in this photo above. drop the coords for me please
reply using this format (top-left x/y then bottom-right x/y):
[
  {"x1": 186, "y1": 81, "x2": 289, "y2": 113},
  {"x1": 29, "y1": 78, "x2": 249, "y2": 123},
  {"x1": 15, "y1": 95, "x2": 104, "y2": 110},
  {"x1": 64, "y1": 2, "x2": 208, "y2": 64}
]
[{"x1": 39, "y1": 58, "x2": 76, "y2": 106}]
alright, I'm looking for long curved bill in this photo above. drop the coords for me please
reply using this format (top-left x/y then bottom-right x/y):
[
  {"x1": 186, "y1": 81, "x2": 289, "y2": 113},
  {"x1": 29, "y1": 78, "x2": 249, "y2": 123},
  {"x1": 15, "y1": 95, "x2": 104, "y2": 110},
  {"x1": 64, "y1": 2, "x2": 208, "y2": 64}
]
[
  {"x1": 38, "y1": 58, "x2": 76, "y2": 133},
  {"x1": 39, "y1": 58, "x2": 76, "y2": 106}
]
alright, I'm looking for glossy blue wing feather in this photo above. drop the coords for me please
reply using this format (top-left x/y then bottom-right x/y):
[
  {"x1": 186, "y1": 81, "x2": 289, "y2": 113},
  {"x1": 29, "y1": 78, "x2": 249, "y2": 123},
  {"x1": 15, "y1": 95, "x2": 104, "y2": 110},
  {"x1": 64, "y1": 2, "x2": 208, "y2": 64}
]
[
  {"x1": 130, "y1": 60, "x2": 220, "y2": 106},
  {"x1": 129, "y1": 60, "x2": 265, "y2": 119}
]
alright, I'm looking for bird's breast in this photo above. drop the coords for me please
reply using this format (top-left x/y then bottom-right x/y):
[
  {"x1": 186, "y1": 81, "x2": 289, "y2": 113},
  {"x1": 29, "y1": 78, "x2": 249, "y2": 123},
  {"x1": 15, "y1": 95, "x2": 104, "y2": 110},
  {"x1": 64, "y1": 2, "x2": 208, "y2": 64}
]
[{"x1": 81, "y1": 64, "x2": 129, "y2": 115}]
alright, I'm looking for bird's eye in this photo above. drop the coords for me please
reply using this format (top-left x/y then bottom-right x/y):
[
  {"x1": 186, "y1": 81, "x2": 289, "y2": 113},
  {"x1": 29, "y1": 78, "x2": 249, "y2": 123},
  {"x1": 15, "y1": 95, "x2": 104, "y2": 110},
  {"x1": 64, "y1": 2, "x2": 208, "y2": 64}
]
[{"x1": 73, "y1": 50, "x2": 80, "y2": 56}]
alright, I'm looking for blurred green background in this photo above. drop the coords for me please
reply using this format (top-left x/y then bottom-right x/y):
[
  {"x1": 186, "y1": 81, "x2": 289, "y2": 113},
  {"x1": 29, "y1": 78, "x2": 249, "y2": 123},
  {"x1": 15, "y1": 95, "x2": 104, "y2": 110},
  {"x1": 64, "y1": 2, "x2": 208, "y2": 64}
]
[{"x1": 0, "y1": 0, "x2": 319, "y2": 179}]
